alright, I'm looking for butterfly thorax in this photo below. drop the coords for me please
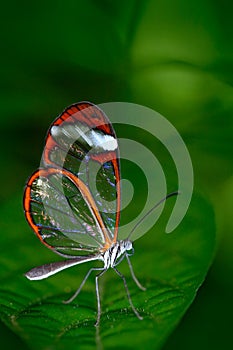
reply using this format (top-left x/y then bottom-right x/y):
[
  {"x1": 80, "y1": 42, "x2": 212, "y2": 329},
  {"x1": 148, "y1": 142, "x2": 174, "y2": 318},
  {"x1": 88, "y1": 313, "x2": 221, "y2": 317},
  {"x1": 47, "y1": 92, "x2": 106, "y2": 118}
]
[{"x1": 102, "y1": 240, "x2": 133, "y2": 269}]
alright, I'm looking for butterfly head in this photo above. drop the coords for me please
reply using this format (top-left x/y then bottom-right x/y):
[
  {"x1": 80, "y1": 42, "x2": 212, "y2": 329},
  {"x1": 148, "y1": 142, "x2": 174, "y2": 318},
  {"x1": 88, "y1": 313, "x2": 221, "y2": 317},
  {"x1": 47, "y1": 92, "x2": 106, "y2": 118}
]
[{"x1": 121, "y1": 239, "x2": 134, "y2": 256}]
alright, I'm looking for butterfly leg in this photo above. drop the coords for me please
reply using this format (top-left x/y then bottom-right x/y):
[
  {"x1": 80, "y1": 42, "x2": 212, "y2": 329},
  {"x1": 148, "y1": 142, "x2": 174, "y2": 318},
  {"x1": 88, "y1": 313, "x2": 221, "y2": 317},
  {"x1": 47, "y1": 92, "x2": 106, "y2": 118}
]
[
  {"x1": 95, "y1": 268, "x2": 107, "y2": 327},
  {"x1": 126, "y1": 254, "x2": 146, "y2": 291},
  {"x1": 113, "y1": 267, "x2": 143, "y2": 321},
  {"x1": 63, "y1": 267, "x2": 104, "y2": 304}
]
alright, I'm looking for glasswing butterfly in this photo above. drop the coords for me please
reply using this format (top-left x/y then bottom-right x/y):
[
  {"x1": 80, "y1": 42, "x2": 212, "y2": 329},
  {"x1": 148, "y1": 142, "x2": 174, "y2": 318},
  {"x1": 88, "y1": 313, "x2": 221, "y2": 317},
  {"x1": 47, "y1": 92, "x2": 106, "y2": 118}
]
[{"x1": 24, "y1": 102, "x2": 178, "y2": 326}]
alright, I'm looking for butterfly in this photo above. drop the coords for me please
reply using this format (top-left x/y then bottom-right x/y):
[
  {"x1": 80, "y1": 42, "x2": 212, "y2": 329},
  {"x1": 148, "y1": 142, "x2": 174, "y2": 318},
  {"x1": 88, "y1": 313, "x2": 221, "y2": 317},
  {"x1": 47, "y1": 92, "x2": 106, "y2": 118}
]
[{"x1": 24, "y1": 101, "x2": 178, "y2": 326}]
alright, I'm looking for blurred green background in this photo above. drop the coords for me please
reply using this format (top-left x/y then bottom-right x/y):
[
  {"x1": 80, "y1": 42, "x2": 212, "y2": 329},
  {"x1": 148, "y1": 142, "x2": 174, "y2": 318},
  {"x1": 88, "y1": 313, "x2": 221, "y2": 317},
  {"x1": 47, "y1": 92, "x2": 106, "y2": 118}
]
[{"x1": 0, "y1": 0, "x2": 232, "y2": 349}]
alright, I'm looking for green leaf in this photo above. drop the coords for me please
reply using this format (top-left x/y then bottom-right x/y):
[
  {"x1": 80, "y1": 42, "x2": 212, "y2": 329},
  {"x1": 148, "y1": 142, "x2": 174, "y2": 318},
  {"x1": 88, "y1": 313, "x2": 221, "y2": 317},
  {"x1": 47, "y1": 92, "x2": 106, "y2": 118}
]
[
  {"x1": 0, "y1": 0, "x2": 228, "y2": 348},
  {"x1": 0, "y1": 192, "x2": 215, "y2": 350}
]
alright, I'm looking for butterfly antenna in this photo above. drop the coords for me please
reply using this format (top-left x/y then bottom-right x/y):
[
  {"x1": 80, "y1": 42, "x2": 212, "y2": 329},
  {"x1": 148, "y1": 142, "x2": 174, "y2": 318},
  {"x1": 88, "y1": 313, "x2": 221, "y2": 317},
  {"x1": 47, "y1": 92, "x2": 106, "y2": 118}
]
[{"x1": 127, "y1": 191, "x2": 180, "y2": 240}]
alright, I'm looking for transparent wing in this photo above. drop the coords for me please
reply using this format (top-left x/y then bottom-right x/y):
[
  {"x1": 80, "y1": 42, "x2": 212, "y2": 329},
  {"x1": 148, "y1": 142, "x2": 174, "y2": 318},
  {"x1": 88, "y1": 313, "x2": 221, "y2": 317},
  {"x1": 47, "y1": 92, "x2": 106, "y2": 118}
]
[
  {"x1": 24, "y1": 168, "x2": 112, "y2": 257},
  {"x1": 42, "y1": 102, "x2": 121, "y2": 241}
]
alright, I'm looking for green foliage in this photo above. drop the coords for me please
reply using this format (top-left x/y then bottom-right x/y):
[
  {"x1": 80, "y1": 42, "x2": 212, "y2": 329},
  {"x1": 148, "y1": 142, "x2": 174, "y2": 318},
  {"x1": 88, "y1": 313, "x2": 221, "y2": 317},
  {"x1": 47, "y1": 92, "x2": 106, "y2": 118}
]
[
  {"x1": 0, "y1": 193, "x2": 215, "y2": 350},
  {"x1": 0, "y1": 0, "x2": 232, "y2": 349}
]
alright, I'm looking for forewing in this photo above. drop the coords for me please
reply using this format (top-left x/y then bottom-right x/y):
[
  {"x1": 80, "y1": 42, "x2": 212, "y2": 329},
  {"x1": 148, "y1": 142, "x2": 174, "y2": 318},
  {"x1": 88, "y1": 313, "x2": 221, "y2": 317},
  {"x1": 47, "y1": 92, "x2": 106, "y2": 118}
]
[{"x1": 42, "y1": 102, "x2": 121, "y2": 241}]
